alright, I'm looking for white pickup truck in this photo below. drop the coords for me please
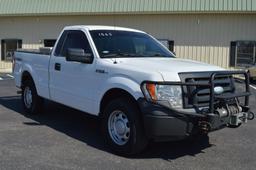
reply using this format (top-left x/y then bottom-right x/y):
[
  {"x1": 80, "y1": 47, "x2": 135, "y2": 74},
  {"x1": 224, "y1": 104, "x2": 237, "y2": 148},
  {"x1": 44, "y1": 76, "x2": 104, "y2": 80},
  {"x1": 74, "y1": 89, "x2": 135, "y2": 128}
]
[{"x1": 14, "y1": 25, "x2": 254, "y2": 155}]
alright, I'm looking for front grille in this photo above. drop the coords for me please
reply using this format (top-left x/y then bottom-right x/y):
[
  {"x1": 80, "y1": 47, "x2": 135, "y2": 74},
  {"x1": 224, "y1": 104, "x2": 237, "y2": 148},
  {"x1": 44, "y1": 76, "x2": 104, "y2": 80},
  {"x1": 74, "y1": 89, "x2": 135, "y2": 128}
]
[{"x1": 179, "y1": 72, "x2": 235, "y2": 108}]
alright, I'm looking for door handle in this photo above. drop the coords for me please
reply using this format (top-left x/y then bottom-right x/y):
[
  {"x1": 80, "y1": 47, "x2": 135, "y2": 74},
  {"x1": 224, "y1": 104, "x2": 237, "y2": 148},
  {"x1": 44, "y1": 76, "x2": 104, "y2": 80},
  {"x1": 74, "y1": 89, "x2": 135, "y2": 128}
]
[{"x1": 55, "y1": 63, "x2": 61, "y2": 71}]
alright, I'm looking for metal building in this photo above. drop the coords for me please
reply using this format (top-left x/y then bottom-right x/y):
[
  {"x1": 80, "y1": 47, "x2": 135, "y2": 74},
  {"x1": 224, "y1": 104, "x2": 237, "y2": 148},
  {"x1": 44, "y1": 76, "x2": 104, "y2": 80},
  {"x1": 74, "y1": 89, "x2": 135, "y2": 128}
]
[{"x1": 0, "y1": 0, "x2": 256, "y2": 71}]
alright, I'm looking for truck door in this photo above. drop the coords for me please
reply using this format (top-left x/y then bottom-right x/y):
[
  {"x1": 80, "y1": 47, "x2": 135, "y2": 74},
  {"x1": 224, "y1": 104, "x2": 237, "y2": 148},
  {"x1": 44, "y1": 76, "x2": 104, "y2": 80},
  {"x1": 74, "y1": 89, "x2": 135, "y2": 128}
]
[{"x1": 49, "y1": 30, "x2": 97, "y2": 114}]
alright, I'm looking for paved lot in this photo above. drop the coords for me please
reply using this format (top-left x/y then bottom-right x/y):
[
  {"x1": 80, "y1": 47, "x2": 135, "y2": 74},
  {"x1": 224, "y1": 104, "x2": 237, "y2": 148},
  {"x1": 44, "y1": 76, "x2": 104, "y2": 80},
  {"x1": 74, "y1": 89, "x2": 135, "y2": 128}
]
[
  {"x1": 0, "y1": 79, "x2": 256, "y2": 170},
  {"x1": 0, "y1": 73, "x2": 13, "y2": 81}
]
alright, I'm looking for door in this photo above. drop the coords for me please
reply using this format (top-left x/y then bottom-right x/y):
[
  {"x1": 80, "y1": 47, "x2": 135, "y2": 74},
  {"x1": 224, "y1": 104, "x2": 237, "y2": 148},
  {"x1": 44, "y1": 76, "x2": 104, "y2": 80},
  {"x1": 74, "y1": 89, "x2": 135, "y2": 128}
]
[
  {"x1": 49, "y1": 30, "x2": 97, "y2": 114},
  {"x1": 1, "y1": 39, "x2": 22, "y2": 61}
]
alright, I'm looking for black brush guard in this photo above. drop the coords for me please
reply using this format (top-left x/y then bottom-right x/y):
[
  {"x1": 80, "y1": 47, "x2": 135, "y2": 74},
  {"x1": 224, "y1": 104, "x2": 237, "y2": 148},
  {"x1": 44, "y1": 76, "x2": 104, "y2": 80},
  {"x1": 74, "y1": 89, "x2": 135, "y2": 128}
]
[{"x1": 141, "y1": 70, "x2": 254, "y2": 133}]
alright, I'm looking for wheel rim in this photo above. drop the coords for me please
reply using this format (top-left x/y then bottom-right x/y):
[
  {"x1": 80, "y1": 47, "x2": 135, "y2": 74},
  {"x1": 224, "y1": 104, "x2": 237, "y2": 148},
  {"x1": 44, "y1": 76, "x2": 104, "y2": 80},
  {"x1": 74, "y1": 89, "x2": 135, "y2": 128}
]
[
  {"x1": 108, "y1": 110, "x2": 130, "y2": 146},
  {"x1": 24, "y1": 87, "x2": 32, "y2": 108}
]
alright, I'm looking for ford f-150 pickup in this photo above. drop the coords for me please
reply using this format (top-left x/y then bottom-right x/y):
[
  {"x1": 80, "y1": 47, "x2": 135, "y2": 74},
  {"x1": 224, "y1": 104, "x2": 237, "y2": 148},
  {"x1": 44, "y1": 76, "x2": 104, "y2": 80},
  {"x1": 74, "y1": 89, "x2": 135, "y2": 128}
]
[{"x1": 14, "y1": 25, "x2": 255, "y2": 155}]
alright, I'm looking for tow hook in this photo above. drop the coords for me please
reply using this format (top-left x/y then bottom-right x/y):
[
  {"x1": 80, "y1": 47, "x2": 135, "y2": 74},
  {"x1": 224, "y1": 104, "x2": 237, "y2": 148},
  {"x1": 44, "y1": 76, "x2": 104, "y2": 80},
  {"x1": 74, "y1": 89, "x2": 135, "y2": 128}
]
[
  {"x1": 248, "y1": 111, "x2": 255, "y2": 120},
  {"x1": 198, "y1": 121, "x2": 211, "y2": 134},
  {"x1": 229, "y1": 111, "x2": 255, "y2": 127}
]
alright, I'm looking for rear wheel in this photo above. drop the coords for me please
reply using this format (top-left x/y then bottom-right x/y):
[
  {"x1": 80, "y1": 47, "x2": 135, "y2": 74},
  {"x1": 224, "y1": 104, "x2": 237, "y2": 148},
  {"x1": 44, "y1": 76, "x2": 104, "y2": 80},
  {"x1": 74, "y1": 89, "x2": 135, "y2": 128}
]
[
  {"x1": 102, "y1": 98, "x2": 148, "y2": 155},
  {"x1": 21, "y1": 80, "x2": 44, "y2": 114}
]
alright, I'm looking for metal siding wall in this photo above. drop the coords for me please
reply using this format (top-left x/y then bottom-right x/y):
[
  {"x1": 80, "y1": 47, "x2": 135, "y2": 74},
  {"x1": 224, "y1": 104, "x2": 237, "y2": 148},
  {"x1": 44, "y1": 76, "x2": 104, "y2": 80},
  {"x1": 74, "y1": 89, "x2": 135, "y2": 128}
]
[
  {"x1": 0, "y1": 14, "x2": 255, "y2": 69},
  {"x1": 22, "y1": 44, "x2": 43, "y2": 49},
  {"x1": 0, "y1": 0, "x2": 256, "y2": 15}
]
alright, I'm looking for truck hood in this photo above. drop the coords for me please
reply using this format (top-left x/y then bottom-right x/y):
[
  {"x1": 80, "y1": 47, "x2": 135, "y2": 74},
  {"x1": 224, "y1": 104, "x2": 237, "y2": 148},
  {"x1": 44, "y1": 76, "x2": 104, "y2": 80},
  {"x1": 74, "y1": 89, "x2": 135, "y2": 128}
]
[{"x1": 113, "y1": 57, "x2": 224, "y2": 81}]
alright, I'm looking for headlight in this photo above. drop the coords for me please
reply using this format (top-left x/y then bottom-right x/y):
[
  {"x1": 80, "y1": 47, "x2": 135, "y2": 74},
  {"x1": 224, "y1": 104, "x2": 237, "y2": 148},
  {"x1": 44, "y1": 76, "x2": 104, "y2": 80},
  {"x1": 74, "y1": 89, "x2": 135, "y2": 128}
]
[{"x1": 142, "y1": 83, "x2": 183, "y2": 109}]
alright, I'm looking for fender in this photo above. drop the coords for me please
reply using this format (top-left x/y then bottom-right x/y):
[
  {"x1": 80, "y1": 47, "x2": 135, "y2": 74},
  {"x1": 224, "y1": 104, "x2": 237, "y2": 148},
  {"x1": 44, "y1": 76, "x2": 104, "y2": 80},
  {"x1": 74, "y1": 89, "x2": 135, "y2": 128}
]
[
  {"x1": 21, "y1": 63, "x2": 36, "y2": 87},
  {"x1": 21, "y1": 63, "x2": 47, "y2": 98},
  {"x1": 94, "y1": 75, "x2": 144, "y2": 114}
]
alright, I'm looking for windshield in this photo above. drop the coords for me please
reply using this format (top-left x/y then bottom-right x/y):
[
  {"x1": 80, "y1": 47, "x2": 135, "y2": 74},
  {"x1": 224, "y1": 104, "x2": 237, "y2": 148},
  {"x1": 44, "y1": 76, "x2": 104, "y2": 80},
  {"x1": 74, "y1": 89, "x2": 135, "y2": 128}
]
[{"x1": 90, "y1": 30, "x2": 175, "y2": 58}]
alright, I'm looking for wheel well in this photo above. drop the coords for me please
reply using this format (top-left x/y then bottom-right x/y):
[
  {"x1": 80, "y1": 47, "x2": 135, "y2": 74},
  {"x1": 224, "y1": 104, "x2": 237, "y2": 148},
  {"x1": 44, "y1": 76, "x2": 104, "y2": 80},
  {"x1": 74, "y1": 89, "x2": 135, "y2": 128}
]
[
  {"x1": 21, "y1": 71, "x2": 33, "y2": 88},
  {"x1": 100, "y1": 88, "x2": 139, "y2": 116}
]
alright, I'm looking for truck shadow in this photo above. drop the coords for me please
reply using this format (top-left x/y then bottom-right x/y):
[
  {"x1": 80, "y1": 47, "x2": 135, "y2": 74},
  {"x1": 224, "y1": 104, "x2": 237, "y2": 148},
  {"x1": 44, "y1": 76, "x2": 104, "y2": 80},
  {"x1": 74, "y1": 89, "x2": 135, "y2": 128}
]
[{"x1": 0, "y1": 95, "x2": 213, "y2": 160}]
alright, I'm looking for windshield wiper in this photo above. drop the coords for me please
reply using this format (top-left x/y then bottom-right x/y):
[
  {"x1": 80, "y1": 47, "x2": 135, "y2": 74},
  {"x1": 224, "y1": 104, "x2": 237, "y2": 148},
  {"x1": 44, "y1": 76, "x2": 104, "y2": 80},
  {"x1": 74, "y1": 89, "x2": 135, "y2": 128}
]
[
  {"x1": 148, "y1": 53, "x2": 170, "y2": 57},
  {"x1": 102, "y1": 52, "x2": 172, "y2": 58},
  {"x1": 102, "y1": 52, "x2": 141, "y2": 58}
]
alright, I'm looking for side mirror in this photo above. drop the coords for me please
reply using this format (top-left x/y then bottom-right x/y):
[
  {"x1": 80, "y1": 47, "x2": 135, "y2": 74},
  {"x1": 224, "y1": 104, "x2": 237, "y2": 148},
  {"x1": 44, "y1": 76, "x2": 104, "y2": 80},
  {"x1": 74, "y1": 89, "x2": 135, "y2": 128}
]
[{"x1": 66, "y1": 48, "x2": 93, "y2": 64}]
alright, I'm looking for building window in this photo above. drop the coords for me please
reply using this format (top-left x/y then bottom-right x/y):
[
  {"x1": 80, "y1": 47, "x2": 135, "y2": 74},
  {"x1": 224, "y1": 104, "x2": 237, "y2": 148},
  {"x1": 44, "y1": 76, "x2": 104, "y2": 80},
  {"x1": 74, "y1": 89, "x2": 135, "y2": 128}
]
[
  {"x1": 1, "y1": 39, "x2": 22, "y2": 61},
  {"x1": 158, "y1": 39, "x2": 174, "y2": 52},
  {"x1": 44, "y1": 39, "x2": 56, "y2": 47},
  {"x1": 230, "y1": 41, "x2": 256, "y2": 67}
]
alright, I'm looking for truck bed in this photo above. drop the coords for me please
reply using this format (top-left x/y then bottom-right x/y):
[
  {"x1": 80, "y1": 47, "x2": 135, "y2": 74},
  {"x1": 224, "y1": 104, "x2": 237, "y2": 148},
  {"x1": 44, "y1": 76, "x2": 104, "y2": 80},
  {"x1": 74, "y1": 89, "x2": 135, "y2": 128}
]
[
  {"x1": 14, "y1": 48, "x2": 51, "y2": 99},
  {"x1": 17, "y1": 47, "x2": 52, "y2": 55}
]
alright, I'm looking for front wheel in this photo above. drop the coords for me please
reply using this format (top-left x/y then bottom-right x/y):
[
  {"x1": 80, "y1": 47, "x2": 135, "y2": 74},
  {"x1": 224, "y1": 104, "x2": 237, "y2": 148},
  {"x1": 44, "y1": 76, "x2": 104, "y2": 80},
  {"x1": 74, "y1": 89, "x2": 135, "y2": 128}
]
[
  {"x1": 102, "y1": 98, "x2": 148, "y2": 155},
  {"x1": 21, "y1": 80, "x2": 44, "y2": 114}
]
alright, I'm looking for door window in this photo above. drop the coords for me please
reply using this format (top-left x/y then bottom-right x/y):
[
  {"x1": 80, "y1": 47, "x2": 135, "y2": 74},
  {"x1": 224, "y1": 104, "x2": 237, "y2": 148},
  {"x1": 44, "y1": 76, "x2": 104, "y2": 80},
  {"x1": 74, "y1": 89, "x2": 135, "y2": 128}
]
[
  {"x1": 54, "y1": 31, "x2": 68, "y2": 56},
  {"x1": 60, "y1": 30, "x2": 92, "y2": 57}
]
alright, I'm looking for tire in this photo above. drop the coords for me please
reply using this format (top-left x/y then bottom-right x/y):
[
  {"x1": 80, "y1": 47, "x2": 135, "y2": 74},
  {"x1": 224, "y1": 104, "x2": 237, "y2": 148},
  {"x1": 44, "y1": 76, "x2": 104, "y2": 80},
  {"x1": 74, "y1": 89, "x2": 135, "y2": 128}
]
[
  {"x1": 21, "y1": 80, "x2": 44, "y2": 114},
  {"x1": 102, "y1": 97, "x2": 148, "y2": 156}
]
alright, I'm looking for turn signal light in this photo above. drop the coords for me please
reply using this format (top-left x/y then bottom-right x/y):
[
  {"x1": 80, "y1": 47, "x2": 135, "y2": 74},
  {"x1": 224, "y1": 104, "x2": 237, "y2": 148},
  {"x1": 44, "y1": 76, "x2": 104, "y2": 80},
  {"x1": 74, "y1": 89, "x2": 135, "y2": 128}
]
[{"x1": 146, "y1": 83, "x2": 157, "y2": 101}]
